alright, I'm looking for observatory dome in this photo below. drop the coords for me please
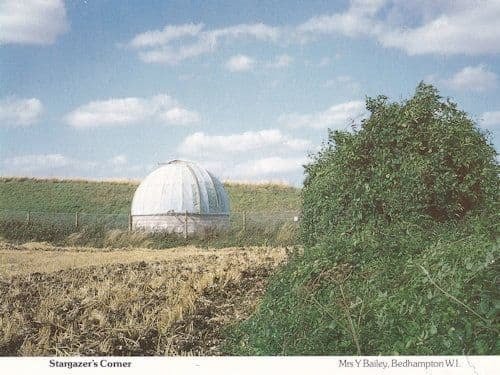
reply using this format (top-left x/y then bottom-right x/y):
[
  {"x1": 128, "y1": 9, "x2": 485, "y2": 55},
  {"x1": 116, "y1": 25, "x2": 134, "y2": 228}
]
[
  {"x1": 131, "y1": 160, "x2": 229, "y2": 234},
  {"x1": 132, "y1": 160, "x2": 229, "y2": 216}
]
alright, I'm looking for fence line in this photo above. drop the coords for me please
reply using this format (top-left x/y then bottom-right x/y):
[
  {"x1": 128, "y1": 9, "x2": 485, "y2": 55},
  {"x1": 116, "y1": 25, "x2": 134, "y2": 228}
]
[{"x1": 0, "y1": 209, "x2": 301, "y2": 232}]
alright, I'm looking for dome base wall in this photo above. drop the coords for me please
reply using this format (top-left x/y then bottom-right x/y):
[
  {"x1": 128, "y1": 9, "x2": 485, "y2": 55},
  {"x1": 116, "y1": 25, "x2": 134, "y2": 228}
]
[{"x1": 132, "y1": 214, "x2": 229, "y2": 235}]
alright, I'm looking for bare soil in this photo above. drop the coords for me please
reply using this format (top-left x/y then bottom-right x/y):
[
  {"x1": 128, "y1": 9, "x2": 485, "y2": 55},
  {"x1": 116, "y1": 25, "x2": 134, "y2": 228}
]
[
  {"x1": 166, "y1": 267, "x2": 274, "y2": 355},
  {"x1": 0, "y1": 242, "x2": 286, "y2": 356}
]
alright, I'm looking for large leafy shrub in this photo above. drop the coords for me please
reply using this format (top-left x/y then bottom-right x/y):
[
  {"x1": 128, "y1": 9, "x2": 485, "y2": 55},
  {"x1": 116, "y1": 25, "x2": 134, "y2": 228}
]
[
  {"x1": 302, "y1": 83, "x2": 498, "y2": 247},
  {"x1": 226, "y1": 84, "x2": 499, "y2": 355}
]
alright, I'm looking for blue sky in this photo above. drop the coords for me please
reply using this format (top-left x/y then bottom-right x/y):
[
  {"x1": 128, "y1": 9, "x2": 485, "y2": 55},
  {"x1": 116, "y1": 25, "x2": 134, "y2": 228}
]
[{"x1": 1, "y1": 0, "x2": 499, "y2": 186}]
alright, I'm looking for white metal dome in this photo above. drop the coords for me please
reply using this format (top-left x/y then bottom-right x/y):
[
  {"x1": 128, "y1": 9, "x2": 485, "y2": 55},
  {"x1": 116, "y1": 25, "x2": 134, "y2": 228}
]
[{"x1": 131, "y1": 160, "x2": 229, "y2": 216}]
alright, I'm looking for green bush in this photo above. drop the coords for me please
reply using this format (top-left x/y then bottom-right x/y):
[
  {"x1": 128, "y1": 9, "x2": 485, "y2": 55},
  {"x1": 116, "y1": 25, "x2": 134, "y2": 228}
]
[
  {"x1": 226, "y1": 83, "x2": 499, "y2": 355},
  {"x1": 228, "y1": 217, "x2": 498, "y2": 355},
  {"x1": 301, "y1": 83, "x2": 498, "y2": 247}
]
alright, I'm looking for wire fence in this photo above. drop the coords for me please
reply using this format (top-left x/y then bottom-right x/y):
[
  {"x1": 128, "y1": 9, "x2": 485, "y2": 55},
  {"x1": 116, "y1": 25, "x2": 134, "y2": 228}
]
[
  {"x1": 0, "y1": 210, "x2": 130, "y2": 230},
  {"x1": 0, "y1": 209, "x2": 301, "y2": 232}
]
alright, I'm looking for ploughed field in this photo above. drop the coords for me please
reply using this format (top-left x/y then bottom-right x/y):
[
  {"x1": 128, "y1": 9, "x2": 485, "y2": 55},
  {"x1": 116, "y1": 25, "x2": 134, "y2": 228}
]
[{"x1": 0, "y1": 242, "x2": 286, "y2": 355}]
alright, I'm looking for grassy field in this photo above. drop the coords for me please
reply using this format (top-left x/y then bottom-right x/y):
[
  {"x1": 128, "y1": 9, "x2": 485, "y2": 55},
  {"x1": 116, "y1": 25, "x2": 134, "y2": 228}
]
[
  {"x1": 0, "y1": 177, "x2": 302, "y2": 248},
  {"x1": 0, "y1": 177, "x2": 301, "y2": 214},
  {"x1": 0, "y1": 177, "x2": 297, "y2": 355},
  {"x1": 0, "y1": 241, "x2": 287, "y2": 355}
]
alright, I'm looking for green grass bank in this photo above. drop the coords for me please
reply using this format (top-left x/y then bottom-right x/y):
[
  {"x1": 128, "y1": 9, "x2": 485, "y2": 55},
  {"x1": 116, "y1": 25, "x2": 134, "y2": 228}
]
[
  {"x1": 0, "y1": 177, "x2": 300, "y2": 214},
  {"x1": 0, "y1": 177, "x2": 301, "y2": 249}
]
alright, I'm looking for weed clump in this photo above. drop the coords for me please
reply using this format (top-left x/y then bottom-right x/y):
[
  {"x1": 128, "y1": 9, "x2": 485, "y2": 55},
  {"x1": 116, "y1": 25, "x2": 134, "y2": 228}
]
[{"x1": 227, "y1": 83, "x2": 499, "y2": 355}]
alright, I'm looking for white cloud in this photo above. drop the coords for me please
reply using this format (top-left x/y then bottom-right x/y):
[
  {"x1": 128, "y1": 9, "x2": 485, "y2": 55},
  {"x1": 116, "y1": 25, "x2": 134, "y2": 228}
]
[
  {"x1": 3, "y1": 154, "x2": 71, "y2": 172},
  {"x1": 210, "y1": 23, "x2": 280, "y2": 41},
  {"x1": 129, "y1": 23, "x2": 204, "y2": 48},
  {"x1": 279, "y1": 100, "x2": 366, "y2": 129},
  {"x1": 127, "y1": 1, "x2": 500, "y2": 64},
  {"x1": 298, "y1": 0, "x2": 386, "y2": 38},
  {"x1": 267, "y1": 54, "x2": 293, "y2": 68},
  {"x1": 129, "y1": 22, "x2": 279, "y2": 64},
  {"x1": 1, "y1": 153, "x2": 151, "y2": 179},
  {"x1": 176, "y1": 129, "x2": 312, "y2": 185},
  {"x1": 159, "y1": 107, "x2": 201, "y2": 125},
  {"x1": 189, "y1": 156, "x2": 309, "y2": 186},
  {"x1": 0, "y1": 97, "x2": 43, "y2": 126},
  {"x1": 379, "y1": 1, "x2": 500, "y2": 55},
  {"x1": 65, "y1": 94, "x2": 200, "y2": 128},
  {"x1": 225, "y1": 54, "x2": 255, "y2": 72},
  {"x1": 138, "y1": 35, "x2": 216, "y2": 64},
  {"x1": 444, "y1": 65, "x2": 498, "y2": 92},
  {"x1": 0, "y1": 0, "x2": 68, "y2": 45},
  {"x1": 318, "y1": 57, "x2": 331, "y2": 67},
  {"x1": 480, "y1": 111, "x2": 500, "y2": 130},
  {"x1": 298, "y1": 0, "x2": 500, "y2": 56},
  {"x1": 233, "y1": 156, "x2": 307, "y2": 178},
  {"x1": 178, "y1": 129, "x2": 310, "y2": 156},
  {"x1": 177, "y1": 129, "x2": 313, "y2": 185},
  {"x1": 109, "y1": 154, "x2": 127, "y2": 166},
  {"x1": 324, "y1": 75, "x2": 361, "y2": 92}
]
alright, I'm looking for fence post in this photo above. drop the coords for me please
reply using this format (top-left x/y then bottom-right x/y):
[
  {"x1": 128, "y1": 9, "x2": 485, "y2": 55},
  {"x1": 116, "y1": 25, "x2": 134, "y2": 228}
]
[
  {"x1": 128, "y1": 213, "x2": 132, "y2": 231},
  {"x1": 75, "y1": 212, "x2": 79, "y2": 229},
  {"x1": 26, "y1": 211, "x2": 30, "y2": 224},
  {"x1": 184, "y1": 210, "x2": 188, "y2": 239},
  {"x1": 242, "y1": 211, "x2": 246, "y2": 232}
]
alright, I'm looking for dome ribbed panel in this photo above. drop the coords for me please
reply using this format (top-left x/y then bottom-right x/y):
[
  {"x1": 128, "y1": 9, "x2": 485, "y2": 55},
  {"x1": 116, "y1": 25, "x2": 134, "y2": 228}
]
[
  {"x1": 131, "y1": 160, "x2": 229, "y2": 216},
  {"x1": 188, "y1": 163, "x2": 219, "y2": 212},
  {"x1": 207, "y1": 171, "x2": 230, "y2": 213}
]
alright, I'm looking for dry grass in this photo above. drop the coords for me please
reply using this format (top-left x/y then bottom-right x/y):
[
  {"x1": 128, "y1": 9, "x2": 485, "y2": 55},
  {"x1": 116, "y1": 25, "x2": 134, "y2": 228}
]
[
  {"x1": 0, "y1": 242, "x2": 286, "y2": 355},
  {"x1": 0, "y1": 241, "x2": 272, "y2": 278},
  {"x1": 0, "y1": 176, "x2": 140, "y2": 185},
  {"x1": 223, "y1": 179, "x2": 294, "y2": 187}
]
